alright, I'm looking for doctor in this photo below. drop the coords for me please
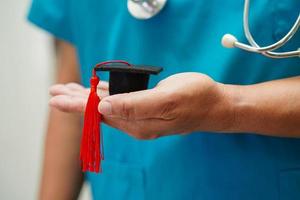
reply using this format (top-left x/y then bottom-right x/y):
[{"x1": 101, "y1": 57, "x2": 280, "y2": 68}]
[{"x1": 28, "y1": 0, "x2": 300, "y2": 200}]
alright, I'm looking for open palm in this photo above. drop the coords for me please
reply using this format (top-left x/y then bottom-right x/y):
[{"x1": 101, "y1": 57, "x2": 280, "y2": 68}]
[{"x1": 49, "y1": 81, "x2": 109, "y2": 113}]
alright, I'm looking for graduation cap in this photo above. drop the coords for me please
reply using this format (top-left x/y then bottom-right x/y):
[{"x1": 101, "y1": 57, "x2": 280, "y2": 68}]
[
  {"x1": 94, "y1": 60, "x2": 162, "y2": 95},
  {"x1": 80, "y1": 60, "x2": 163, "y2": 173}
]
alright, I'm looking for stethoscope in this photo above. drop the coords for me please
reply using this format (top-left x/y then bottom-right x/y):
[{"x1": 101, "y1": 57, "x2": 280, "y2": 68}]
[{"x1": 127, "y1": 0, "x2": 300, "y2": 59}]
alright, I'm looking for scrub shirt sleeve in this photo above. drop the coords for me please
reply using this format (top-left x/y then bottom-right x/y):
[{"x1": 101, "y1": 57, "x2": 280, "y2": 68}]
[{"x1": 27, "y1": 0, "x2": 74, "y2": 44}]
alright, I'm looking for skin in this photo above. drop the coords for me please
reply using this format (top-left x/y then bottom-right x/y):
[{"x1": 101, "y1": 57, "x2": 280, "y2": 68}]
[{"x1": 50, "y1": 67, "x2": 300, "y2": 139}]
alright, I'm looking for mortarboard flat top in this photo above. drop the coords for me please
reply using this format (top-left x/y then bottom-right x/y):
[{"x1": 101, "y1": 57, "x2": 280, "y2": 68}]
[
  {"x1": 95, "y1": 64, "x2": 163, "y2": 75},
  {"x1": 94, "y1": 61, "x2": 163, "y2": 95}
]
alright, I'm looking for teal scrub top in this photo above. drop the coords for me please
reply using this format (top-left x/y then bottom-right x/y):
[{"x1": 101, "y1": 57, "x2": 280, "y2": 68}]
[{"x1": 28, "y1": 1, "x2": 300, "y2": 199}]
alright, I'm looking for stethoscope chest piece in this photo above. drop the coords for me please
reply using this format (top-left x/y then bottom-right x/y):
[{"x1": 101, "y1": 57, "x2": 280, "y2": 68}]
[{"x1": 127, "y1": 0, "x2": 167, "y2": 20}]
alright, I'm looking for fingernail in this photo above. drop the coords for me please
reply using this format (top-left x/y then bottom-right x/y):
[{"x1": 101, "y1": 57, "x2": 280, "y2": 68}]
[{"x1": 99, "y1": 101, "x2": 112, "y2": 115}]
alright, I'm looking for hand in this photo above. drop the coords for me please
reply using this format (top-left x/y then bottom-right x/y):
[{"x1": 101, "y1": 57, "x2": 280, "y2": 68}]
[
  {"x1": 49, "y1": 73, "x2": 233, "y2": 139},
  {"x1": 49, "y1": 82, "x2": 109, "y2": 113},
  {"x1": 49, "y1": 75, "x2": 300, "y2": 138},
  {"x1": 99, "y1": 73, "x2": 233, "y2": 139}
]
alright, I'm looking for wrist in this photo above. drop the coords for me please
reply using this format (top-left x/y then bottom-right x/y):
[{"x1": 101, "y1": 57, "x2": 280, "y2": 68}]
[{"x1": 217, "y1": 83, "x2": 255, "y2": 133}]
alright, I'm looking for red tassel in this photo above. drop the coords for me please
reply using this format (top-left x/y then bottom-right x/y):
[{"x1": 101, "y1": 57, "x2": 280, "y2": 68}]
[
  {"x1": 80, "y1": 61, "x2": 130, "y2": 173},
  {"x1": 80, "y1": 69, "x2": 103, "y2": 173}
]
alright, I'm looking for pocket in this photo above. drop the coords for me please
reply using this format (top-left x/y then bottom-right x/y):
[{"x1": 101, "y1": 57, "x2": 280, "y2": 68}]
[
  {"x1": 279, "y1": 168, "x2": 300, "y2": 200},
  {"x1": 87, "y1": 160, "x2": 145, "y2": 200}
]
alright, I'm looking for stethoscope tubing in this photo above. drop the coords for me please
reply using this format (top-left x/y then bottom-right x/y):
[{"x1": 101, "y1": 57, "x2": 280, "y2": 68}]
[
  {"x1": 237, "y1": 0, "x2": 300, "y2": 58},
  {"x1": 128, "y1": 0, "x2": 299, "y2": 58}
]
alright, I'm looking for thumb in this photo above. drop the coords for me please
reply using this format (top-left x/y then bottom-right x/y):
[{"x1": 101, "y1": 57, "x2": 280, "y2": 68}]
[{"x1": 98, "y1": 88, "x2": 175, "y2": 120}]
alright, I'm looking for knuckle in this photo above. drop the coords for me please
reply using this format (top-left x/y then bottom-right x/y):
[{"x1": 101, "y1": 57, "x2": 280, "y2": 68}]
[
  {"x1": 159, "y1": 93, "x2": 180, "y2": 120},
  {"x1": 121, "y1": 99, "x2": 135, "y2": 120},
  {"x1": 61, "y1": 101, "x2": 72, "y2": 112},
  {"x1": 79, "y1": 101, "x2": 87, "y2": 113},
  {"x1": 66, "y1": 96, "x2": 77, "y2": 112}
]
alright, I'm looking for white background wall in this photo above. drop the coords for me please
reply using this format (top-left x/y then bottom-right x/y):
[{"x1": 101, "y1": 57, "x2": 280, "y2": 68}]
[{"x1": 0, "y1": 0, "x2": 90, "y2": 199}]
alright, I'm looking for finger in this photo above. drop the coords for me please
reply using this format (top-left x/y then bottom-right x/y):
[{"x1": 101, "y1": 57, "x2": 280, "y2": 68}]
[
  {"x1": 65, "y1": 82, "x2": 91, "y2": 95},
  {"x1": 65, "y1": 82, "x2": 85, "y2": 91},
  {"x1": 49, "y1": 84, "x2": 68, "y2": 96},
  {"x1": 50, "y1": 83, "x2": 88, "y2": 96},
  {"x1": 49, "y1": 89, "x2": 107, "y2": 113},
  {"x1": 98, "y1": 89, "x2": 109, "y2": 99},
  {"x1": 103, "y1": 116, "x2": 176, "y2": 140},
  {"x1": 50, "y1": 81, "x2": 109, "y2": 96},
  {"x1": 98, "y1": 88, "x2": 177, "y2": 120},
  {"x1": 49, "y1": 84, "x2": 90, "y2": 99},
  {"x1": 49, "y1": 84, "x2": 80, "y2": 96},
  {"x1": 65, "y1": 81, "x2": 109, "y2": 92},
  {"x1": 97, "y1": 81, "x2": 109, "y2": 90},
  {"x1": 49, "y1": 95, "x2": 86, "y2": 113}
]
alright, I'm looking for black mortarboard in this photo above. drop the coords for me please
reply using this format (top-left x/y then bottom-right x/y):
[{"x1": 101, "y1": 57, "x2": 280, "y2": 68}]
[
  {"x1": 94, "y1": 60, "x2": 163, "y2": 95},
  {"x1": 80, "y1": 60, "x2": 162, "y2": 173}
]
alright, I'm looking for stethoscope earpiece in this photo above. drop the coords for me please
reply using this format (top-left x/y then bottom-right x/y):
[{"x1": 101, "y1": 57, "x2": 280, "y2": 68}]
[{"x1": 221, "y1": 34, "x2": 238, "y2": 49}]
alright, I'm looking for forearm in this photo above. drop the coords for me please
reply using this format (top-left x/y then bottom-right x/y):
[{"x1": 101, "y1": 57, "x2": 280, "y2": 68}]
[
  {"x1": 224, "y1": 76, "x2": 300, "y2": 137},
  {"x1": 40, "y1": 110, "x2": 83, "y2": 200}
]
